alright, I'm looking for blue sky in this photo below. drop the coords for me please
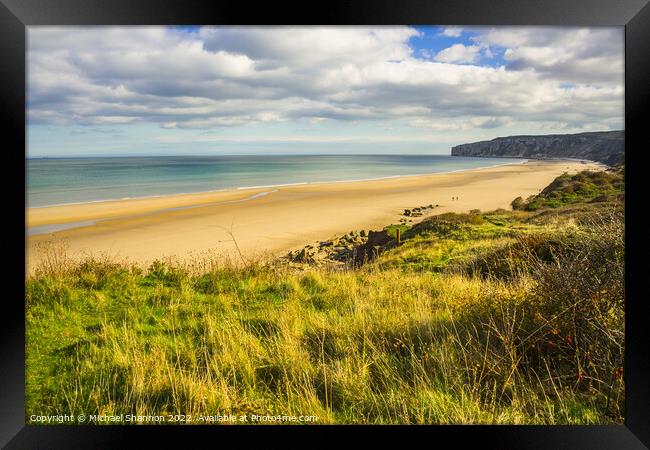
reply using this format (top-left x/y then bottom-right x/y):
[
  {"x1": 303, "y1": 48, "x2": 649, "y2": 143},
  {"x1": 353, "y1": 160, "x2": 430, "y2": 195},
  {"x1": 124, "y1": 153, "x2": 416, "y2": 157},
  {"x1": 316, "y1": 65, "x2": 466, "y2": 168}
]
[
  {"x1": 410, "y1": 26, "x2": 508, "y2": 67},
  {"x1": 27, "y1": 26, "x2": 624, "y2": 157}
]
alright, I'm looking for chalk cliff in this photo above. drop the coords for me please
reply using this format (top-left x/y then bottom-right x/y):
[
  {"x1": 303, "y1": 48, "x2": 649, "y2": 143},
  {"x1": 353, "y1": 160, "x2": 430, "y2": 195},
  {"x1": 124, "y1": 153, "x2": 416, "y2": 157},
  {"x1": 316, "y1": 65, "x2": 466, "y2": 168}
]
[{"x1": 451, "y1": 131, "x2": 624, "y2": 166}]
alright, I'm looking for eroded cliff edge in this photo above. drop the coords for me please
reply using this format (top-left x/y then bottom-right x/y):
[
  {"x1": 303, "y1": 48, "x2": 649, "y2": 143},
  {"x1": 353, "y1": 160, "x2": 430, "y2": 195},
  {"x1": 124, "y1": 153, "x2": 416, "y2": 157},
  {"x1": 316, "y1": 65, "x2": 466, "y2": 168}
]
[{"x1": 451, "y1": 130, "x2": 624, "y2": 166}]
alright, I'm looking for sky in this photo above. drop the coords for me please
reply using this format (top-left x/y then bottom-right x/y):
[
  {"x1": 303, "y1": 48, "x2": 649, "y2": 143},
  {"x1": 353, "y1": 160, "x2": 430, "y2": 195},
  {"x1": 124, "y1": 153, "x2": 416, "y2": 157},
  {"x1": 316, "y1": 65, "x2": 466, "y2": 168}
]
[{"x1": 27, "y1": 26, "x2": 624, "y2": 157}]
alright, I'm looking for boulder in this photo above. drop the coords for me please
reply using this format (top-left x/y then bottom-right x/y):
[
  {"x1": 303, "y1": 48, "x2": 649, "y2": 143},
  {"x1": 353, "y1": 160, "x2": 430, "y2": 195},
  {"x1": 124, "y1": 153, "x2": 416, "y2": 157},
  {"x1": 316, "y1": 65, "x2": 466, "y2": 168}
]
[
  {"x1": 292, "y1": 247, "x2": 321, "y2": 263},
  {"x1": 293, "y1": 248, "x2": 310, "y2": 263},
  {"x1": 366, "y1": 230, "x2": 391, "y2": 246}
]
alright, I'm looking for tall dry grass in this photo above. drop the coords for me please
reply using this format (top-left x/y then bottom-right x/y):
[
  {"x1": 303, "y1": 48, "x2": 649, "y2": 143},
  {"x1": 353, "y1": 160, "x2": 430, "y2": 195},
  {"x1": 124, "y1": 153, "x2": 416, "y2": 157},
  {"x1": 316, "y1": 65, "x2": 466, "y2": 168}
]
[{"x1": 25, "y1": 210, "x2": 624, "y2": 424}]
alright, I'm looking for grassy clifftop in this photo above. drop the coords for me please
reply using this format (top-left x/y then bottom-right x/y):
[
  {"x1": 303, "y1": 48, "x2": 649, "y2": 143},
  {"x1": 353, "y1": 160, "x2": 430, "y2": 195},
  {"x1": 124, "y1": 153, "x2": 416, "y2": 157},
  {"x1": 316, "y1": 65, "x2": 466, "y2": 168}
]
[
  {"x1": 511, "y1": 168, "x2": 624, "y2": 211},
  {"x1": 25, "y1": 169, "x2": 624, "y2": 424}
]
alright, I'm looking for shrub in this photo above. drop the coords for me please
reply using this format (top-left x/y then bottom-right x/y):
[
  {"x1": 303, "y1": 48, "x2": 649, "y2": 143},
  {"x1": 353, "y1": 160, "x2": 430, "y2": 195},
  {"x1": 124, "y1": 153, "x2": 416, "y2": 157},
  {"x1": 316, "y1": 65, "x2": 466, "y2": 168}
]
[
  {"x1": 527, "y1": 211, "x2": 624, "y2": 412},
  {"x1": 25, "y1": 169, "x2": 625, "y2": 424},
  {"x1": 516, "y1": 170, "x2": 624, "y2": 211},
  {"x1": 511, "y1": 197, "x2": 525, "y2": 210},
  {"x1": 143, "y1": 260, "x2": 188, "y2": 288},
  {"x1": 454, "y1": 210, "x2": 624, "y2": 418},
  {"x1": 447, "y1": 229, "x2": 583, "y2": 280}
]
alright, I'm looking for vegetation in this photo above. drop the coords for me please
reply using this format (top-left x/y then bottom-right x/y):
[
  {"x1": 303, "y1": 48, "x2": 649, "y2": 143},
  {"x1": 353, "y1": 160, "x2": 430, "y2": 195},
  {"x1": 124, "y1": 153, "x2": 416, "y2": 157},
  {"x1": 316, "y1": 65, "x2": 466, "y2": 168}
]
[
  {"x1": 26, "y1": 169, "x2": 624, "y2": 425},
  {"x1": 511, "y1": 167, "x2": 624, "y2": 211}
]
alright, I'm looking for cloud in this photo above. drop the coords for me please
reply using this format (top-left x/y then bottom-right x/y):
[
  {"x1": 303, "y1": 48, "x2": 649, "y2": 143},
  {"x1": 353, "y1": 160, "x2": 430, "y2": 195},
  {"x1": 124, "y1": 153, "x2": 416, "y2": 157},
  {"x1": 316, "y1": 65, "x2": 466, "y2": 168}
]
[
  {"x1": 468, "y1": 27, "x2": 624, "y2": 83},
  {"x1": 434, "y1": 44, "x2": 481, "y2": 64},
  {"x1": 199, "y1": 26, "x2": 419, "y2": 67},
  {"x1": 410, "y1": 116, "x2": 513, "y2": 131},
  {"x1": 440, "y1": 27, "x2": 463, "y2": 37},
  {"x1": 27, "y1": 26, "x2": 624, "y2": 133}
]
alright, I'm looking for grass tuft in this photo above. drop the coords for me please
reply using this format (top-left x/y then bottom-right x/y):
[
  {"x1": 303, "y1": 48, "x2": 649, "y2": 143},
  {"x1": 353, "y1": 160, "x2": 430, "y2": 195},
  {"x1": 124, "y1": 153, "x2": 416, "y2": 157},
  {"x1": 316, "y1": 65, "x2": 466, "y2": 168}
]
[{"x1": 25, "y1": 170, "x2": 625, "y2": 424}]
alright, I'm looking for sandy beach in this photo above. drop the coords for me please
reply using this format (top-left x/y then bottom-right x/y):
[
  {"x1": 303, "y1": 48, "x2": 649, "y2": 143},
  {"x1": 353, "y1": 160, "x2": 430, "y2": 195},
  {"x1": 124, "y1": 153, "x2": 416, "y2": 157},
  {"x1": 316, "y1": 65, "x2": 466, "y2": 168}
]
[{"x1": 26, "y1": 160, "x2": 602, "y2": 272}]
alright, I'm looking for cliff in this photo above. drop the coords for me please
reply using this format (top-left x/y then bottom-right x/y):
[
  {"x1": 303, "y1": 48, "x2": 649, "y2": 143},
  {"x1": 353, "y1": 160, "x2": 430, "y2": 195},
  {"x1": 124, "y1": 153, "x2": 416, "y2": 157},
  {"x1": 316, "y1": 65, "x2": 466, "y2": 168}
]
[{"x1": 451, "y1": 130, "x2": 624, "y2": 166}]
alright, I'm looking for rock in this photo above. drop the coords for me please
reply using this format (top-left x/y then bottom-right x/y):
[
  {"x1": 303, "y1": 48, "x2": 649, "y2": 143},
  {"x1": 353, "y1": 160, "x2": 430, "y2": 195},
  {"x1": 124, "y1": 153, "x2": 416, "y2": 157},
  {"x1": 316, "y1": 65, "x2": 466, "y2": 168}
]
[
  {"x1": 359, "y1": 230, "x2": 367, "y2": 237},
  {"x1": 450, "y1": 130, "x2": 623, "y2": 166},
  {"x1": 293, "y1": 248, "x2": 310, "y2": 263},
  {"x1": 291, "y1": 244, "x2": 328, "y2": 263},
  {"x1": 350, "y1": 230, "x2": 391, "y2": 266},
  {"x1": 366, "y1": 230, "x2": 391, "y2": 246}
]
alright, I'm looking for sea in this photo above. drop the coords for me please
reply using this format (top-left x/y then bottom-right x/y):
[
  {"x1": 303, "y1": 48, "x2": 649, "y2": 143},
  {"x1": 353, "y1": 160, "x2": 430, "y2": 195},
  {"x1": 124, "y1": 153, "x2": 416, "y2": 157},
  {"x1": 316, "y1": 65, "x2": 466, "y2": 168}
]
[{"x1": 26, "y1": 155, "x2": 526, "y2": 208}]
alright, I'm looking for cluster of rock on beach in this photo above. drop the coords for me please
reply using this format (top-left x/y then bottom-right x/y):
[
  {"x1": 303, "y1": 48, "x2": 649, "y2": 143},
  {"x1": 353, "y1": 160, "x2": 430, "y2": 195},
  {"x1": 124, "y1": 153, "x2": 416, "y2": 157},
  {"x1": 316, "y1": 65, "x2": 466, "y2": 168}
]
[
  {"x1": 284, "y1": 203, "x2": 440, "y2": 267},
  {"x1": 399, "y1": 204, "x2": 438, "y2": 222}
]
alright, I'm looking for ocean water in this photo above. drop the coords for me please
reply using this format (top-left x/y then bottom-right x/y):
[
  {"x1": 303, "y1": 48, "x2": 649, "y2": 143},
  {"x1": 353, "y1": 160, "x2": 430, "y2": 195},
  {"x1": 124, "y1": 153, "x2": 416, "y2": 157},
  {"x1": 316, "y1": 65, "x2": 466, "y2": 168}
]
[{"x1": 26, "y1": 155, "x2": 525, "y2": 208}]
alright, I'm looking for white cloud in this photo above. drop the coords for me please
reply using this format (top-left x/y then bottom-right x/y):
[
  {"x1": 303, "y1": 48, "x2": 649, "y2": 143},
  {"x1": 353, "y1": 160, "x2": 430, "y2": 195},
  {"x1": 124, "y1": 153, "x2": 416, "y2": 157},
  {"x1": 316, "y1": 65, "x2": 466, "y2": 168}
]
[
  {"x1": 469, "y1": 27, "x2": 624, "y2": 83},
  {"x1": 419, "y1": 49, "x2": 432, "y2": 59},
  {"x1": 27, "y1": 26, "x2": 624, "y2": 133},
  {"x1": 434, "y1": 43, "x2": 481, "y2": 64},
  {"x1": 440, "y1": 27, "x2": 463, "y2": 37},
  {"x1": 411, "y1": 116, "x2": 513, "y2": 131},
  {"x1": 199, "y1": 26, "x2": 420, "y2": 67}
]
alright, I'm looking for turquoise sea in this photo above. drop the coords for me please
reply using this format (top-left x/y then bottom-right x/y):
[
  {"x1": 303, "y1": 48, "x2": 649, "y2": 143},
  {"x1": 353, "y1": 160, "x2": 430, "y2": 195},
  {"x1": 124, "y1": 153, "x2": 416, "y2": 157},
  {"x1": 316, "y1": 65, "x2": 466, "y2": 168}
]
[{"x1": 26, "y1": 155, "x2": 525, "y2": 208}]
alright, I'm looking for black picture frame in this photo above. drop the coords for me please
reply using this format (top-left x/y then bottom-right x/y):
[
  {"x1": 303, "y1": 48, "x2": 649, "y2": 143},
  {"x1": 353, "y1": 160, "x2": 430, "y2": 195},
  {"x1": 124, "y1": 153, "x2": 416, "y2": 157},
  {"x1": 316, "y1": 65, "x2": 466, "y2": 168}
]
[{"x1": 2, "y1": 0, "x2": 648, "y2": 447}]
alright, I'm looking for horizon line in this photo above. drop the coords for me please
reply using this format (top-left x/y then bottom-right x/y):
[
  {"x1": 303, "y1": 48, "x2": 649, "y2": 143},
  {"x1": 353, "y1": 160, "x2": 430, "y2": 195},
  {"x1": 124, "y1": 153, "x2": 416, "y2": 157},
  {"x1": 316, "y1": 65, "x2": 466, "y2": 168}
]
[{"x1": 26, "y1": 152, "x2": 457, "y2": 159}]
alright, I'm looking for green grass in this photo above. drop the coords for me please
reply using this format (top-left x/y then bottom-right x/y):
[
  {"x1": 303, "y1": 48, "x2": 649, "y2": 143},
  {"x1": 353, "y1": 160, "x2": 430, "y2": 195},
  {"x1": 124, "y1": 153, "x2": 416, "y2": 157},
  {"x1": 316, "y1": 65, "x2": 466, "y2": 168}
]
[
  {"x1": 512, "y1": 167, "x2": 624, "y2": 211},
  {"x1": 25, "y1": 172, "x2": 625, "y2": 425},
  {"x1": 383, "y1": 223, "x2": 409, "y2": 239}
]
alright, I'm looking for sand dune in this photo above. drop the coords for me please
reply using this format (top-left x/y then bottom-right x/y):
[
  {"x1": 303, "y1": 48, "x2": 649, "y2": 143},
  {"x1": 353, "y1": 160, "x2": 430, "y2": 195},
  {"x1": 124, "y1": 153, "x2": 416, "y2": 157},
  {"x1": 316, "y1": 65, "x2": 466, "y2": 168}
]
[{"x1": 26, "y1": 160, "x2": 602, "y2": 273}]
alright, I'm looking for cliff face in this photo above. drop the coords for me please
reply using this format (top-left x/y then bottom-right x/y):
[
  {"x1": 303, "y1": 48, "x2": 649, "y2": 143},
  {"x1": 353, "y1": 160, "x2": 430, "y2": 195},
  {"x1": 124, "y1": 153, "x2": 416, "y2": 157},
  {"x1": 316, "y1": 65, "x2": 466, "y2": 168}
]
[{"x1": 451, "y1": 131, "x2": 624, "y2": 166}]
